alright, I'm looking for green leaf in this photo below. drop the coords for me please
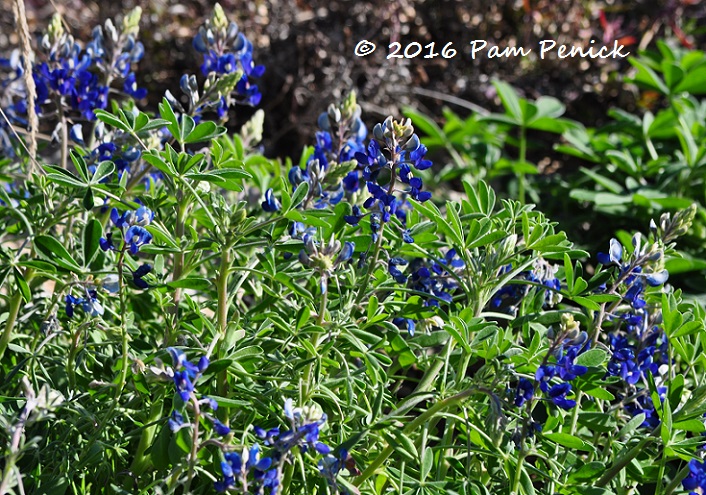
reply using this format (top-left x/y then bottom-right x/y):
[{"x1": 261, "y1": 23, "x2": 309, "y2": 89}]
[
  {"x1": 575, "y1": 349, "x2": 607, "y2": 367},
  {"x1": 167, "y1": 277, "x2": 212, "y2": 291},
  {"x1": 44, "y1": 165, "x2": 87, "y2": 188},
  {"x1": 34, "y1": 235, "x2": 82, "y2": 272},
  {"x1": 185, "y1": 121, "x2": 226, "y2": 144},
  {"x1": 492, "y1": 80, "x2": 523, "y2": 123},
  {"x1": 569, "y1": 462, "x2": 606, "y2": 483},
  {"x1": 290, "y1": 182, "x2": 309, "y2": 210},
  {"x1": 143, "y1": 150, "x2": 177, "y2": 177},
  {"x1": 13, "y1": 268, "x2": 31, "y2": 303},
  {"x1": 543, "y1": 432, "x2": 594, "y2": 452},
  {"x1": 83, "y1": 219, "x2": 103, "y2": 267},
  {"x1": 158, "y1": 98, "x2": 180, "y2": 140},
  {"x1": 179, "y1": 115, "x2": 196, "y2": 144},
  {"x1": 94, "y1": 109, "x2": 132, "y2": 132},
  {"x1": 90, "y1": 161, "x2": 115, "y2": 184}
]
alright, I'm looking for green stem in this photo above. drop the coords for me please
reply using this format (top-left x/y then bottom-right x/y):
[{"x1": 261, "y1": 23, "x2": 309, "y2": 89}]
[
  {"x1": 0, "y1": 292, "x2": 23, "y2": 360},
  {"x1": 353, "y1": 387, "x2": 478, "y2": 487},
  {"x1": 355, "y1": 223, "x2": 385, "y2": 303},
  {"x1": 167, "y1": 198, "x2": 188, "y2": 346},
  {"x1": 303, "y1": 274, "x2": 328, "y2": 400},
  {"x1": 216, "y1": 247, "x2": 232, "y2": 419},
  {"x1": 656, "y1": 454, "x2": 667, "y2": 495},
  {"x1": 66, "y1": 325, "x2": 83, "y2": 390},
  {"x1": 518, "y1": 126, "x2": 527, "y2": 204},
  {"x1": 664, "y1": 462, "x2": 689, "y2": 495},
  {"x1": 130, "y1": 396, "x2": 165, "y2": 476},
  {"x1": 114, "y1": 249, "x2": 130, "y2": 400},
  {"x1": 595, "y1": 428, "x2": 658, "y2": 487},
  {"x1": 282, "y1": 461, "x2": 295, "y2": 495},
  {"x1": 0, "y1": 267, "x2": 33, "y2": 360},
  {"x1": 511, "y1": 450, "x2": 528, "y2": 495},
  {"x1": 184, "y1": 396, "x2": 202, "y2": 494}
]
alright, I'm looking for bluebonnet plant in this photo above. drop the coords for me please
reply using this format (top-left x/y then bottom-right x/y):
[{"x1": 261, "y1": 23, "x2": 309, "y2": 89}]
[
  {"x1": 591, "y1": 207, "x2": 696, "y2": 428},
  {"x1": 386, "y1": 249, "x2": 464, "y2": 336},
  {"x1": 533, "y1": 314, "x2": 588, "y2": 410},
  {"x1": 34, "y1": 10, "x2": 145, "y2": 121}
]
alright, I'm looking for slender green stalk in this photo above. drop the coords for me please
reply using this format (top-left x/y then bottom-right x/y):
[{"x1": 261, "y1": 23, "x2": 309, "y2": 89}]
[
  {"x1": 664, "y1": 462, "x2": 689, "y2": 495},
  {"x1": 216, "y1": 247, "x2": 232, "y2": 420},
  {"x1": 0, "y1": 292, "x2": 23, "y2": 360},
  {"x1": 183, "y1": 396, "x2": 202, "y2": 494},
  {"x1": 167, "y1": 197, "x2": 188, "y2": 345},
  {"x1": 511, "y1": 450, "x2": 528, "y2": 495},
  {"x1": 303, "y1": 274, "x2": 328, "y2": 400},
  {"x1": 114, "y1": 249, "x2": 130, "y2": 400},
  {"x1": 595, "y1": 428, "x2": 658, "y2": 487},
  {"x1": 518, "y1": 126, "x2": 527, "y2": 204},
  {"x1": 130, "y1": 397, "x2": 165, "y2": 475},
  {"x1": 355, "y1": 223, "x2": 385, "y2": 303},
  {"x1": 353, "y1": 387, "x2": 478, "y2": 486},
  {"x1": 0, "y1": 267, "x2": 33, "y2": 360}
]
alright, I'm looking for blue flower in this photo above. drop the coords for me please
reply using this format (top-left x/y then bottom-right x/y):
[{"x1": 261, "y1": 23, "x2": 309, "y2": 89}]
[
  {"x1": 65, "y1": 294, "x2": 83, "y2": 318},
  {"x1": 597, "y1": 238, "x2": 623, "y2": 266},
  {"x1": 262, "y1": 188, "x2": 281, "y2": 212},
  {"x1": 100, "y1": 206, "x2": 154, "y2": 254},
  {"x1": 556, "y1": 346, "x2": 588, "y2": 381},
  {"x1": 683, "y1": 459, "x2": 706, "y2": 494},
  {"x1": 132, "y1": 263, "x2": 152, "y2": 289},
  {"x1": 212, "y1": 418, "x2": 231, "y2": 436},
  {"x1": 514, "y1": 378, "x2": 534, "y2": 407},
  {"x1": 123, "y1": 72, "x2": 146, "y2": 99},
  {"x1": 392, "y1": 317, "x2": 416, "y2": 336},
  {"x1": 168, "y1": 410, "x2": 186, "y2": 432},
  {"x1": 125, "y1": 226, "x2": 153, "y2": 255},
  {"x1": 192, "y1": 11, "x2": 264, "y2": 109},
  {"x1": 547, "y1": 382, "x2": 576, "y2": 410}
]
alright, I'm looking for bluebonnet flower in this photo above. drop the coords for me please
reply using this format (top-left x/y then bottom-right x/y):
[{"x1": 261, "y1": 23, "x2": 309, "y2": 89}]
[
  {"x1": 131, "y1": 263, "x2": 152, "y2": 289},
  {"x1": 296, "y1": 234, "x2": 356, "y2": 294},
  {"x1": 547, "y1": 382, "x2": 576, "y2": 410},
  {"x1": 514, "y1": 378, "x2": 534, "y2": 407},
  {"x1": 319, "y1": 449, "x2": 359, "y2": 495},
  {"x1": 190, "y1": 3, "x2": 264, "y2": 113},
  {"x1": 386, "y1": 250, "x2": 463, "y2": 333},
  {"x1": 682, "y1": 458, "x2": 706, "y2": 495},
  {"x1": 168, "y1": 410, "x2": 187, "y2": 432},
  {"x1": 533, "y1": 315, "x2": 589, "y2": 410},
  {"x1": 624, "y1": 387, "x2": 667, "y2": 429},
  {"x1": 392, "y1": 317, "x2": 416, "y2": 337},
  {"x1": 32, "y1": 11, "x2": 145, "y2": 121},
  {"x1": 555, "y1": 346, "x2": 588, "y2": 381},
  {"x1": 215, "y1": 400, "x2": 337, "y2": 494},
  {"x1": 261, "y1": 188, "x2": 281, "y2": 212},
  {"x1": 64, "y1": 289, "x2": 104, "y2": 318},
  {"x1": 168, "y1": 347, "x2": 209, "y2": 402},
  {"x1": 122, "y1": 72, "x2": 146, "y2": 99},
  {"x1": 215, "y1": 445, "x2": 277, "y2": 493},
  {"x1": 100, "y1": 205, "x2": 154, "y2": 254},
  {"x1": 490, "y1": 258, "x2": 562, "y2": 312},
  {"x1": 342, "y1": 116, "x2": 432, "y2": 243},
  {"x1": 288, "y1": 94, "x2": 367, "y2": 210}
]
